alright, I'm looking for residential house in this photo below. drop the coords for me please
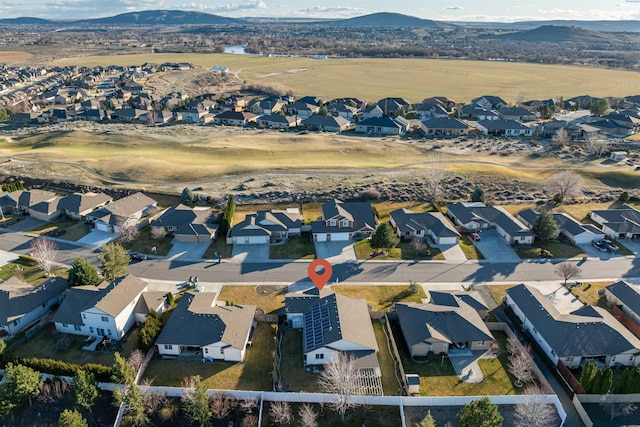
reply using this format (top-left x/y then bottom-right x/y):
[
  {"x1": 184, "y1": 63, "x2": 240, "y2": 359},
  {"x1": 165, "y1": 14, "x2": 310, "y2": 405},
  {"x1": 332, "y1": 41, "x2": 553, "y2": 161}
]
[
  {"x1": 476, "y1": 119, "x2": 533, "y2": 137},
  {"x1": 214, "y1": 111, "x2": 258, "y2": 126},
  {"x1": 285, "y1": 102, "x2": 319, "y2": 119},
  {"x1": 182, "y1": 108, "x2": 212, "y2": 124},
  {"x1": 460, "y1": 105, "x2": 499, "y2": 121},
  {"x1": 248, "y1": 97, "x2": 284, "y2": 115},
  {"x1": 355, "y1": 116, "x2": 406, "y2": 136},
  {"x1": 151, "y1": 204, "x2": 218, "y2": 243},
  {"x1": 361, "y1": 105, "x2": 384, "y2": 120},
  {"x1": 58, "y1": 192, "x2": 112, "y2": 221},
  {"x1": 11, "y1": 112, "x2": 41, "y2": 125},
  {"x1": 53, "y1": 274, "x2": 153, "y2": 340},
  {"x1": 111, "y1": 108, "x2": 146, "y2": 122},
  {"x1": 228, "y1": 209, "x2": 302, "y2": 244},
  {"x1": 86, "y1": 192, "x2": 157, "y2": 233},
  {"x1": 301, "y1": 114, "x2": 351, "y2": 132},
  {"x1": 390, "y1": 208, "x2": 460, "y2": 245},
  {"x1": 496, "y1": 107, "x2": 536, "y2": 122},
  {"x1": 518, "y1": 209, "x2": 605, "y2": 245},
  {"x1": 421, "y1": 96, "x2": 457, "y2": 109},
  {"x1": 256, "y1": 114, "x2": 300, "y2": 129},
  {"x1": 590, "y1": 205, "x2": 640, "y2": 240},
  {"x1": 142, "y1": 110, "x2": 174, "y2": 124},
  {"x1": 604, "y1": 281, "x2": 640, "y2": 327},
  {"x1": 330, "y1": 97, "x2": 366, "y2": 111},
  {"x1": 471, "y1": 95, "x2": 507, "y2": 110},
  {"x1": 419, "y1": 117, "x2": 469, "y2": 137},
  {"x1": 311, "y1": 199, "x2": 377, "y2": 242},
  {"x1": 564, "y1": 95, "x2": 600, "y2": 110},
  {"x1": 414, "y1": 102, "x2": 449, "y2": 119},
  {"x1": 395, "y1": 292, "x2": 493, "y2": 357},
  {"x1": 283, "y1": 289, "x2": 382, "y2": 394},
  {"x1": 155, "y1": 292, "x2": 256, "y2": 362},
  {"x1": 447, "y1": 202, "x2": 535, "y2": 245},
  {"x1": 326, "y1": 103, "x2": 356, "y2": 119},
  {"x1": 590, "y1": 113, "x2": 640, "y2": 137},
  {"x1": 76, "y1": 109, "x2": 109, "y2": 122},
  {"x1": 376, "y1": 97, "x2": 411, "y2": 116},
  {"x1": 0, "y1": 276, "x2": 67, "y2": 336},
  {"x1": 297, "y1": 96, "x2": 322, "y2": 106},
  {"x1": 505, "y1": 283, "x2": 640, "y2": 367},
  {"x1": 535, "y1": 120, "x2": 583, "y2": 140},
  {"x1": 1, "y1": 189, "x2": 60, "y2": 220},
  {"x1": 29, "y1": 197, "x2": 63, "y2": 222}
]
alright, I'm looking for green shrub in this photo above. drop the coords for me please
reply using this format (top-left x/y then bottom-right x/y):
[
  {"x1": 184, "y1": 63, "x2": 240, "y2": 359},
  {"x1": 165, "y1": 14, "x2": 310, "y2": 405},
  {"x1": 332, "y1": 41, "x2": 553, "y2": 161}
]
[{"x1": 0, "y1": 355, "x2": 112, "y2": 382}]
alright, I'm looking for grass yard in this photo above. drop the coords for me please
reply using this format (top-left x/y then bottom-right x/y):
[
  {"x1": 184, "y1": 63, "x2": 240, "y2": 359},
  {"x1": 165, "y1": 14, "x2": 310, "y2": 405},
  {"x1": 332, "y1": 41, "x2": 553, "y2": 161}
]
[
  {"x1": 279, "y1": 328, "x2": 320, "y2": 393},
  {"x1": 372, "y1": 201, "x2": 435, "y2": 223},
  {"x1": 231, "y1": 201, "x2": 323, "y2": 227},
  {"x1": 459, "y1": 235, "x2": 485, "y2": 260},
  {"x1": 0, "y1": 258, "x2": 68, "y2": 285},
  {"x1": 202, "y1": 238, "x2": 233, "y2": 259},
  {"x1": 484, "y1": 284, "x2": 518, "y2": 306},
  {"x1": 515, "y1": 240, "x2": 586, "y2": 259},
  {"x1": 373, "y1": 320, "x2": 402, "y2": 396},
  {"x1": 218, "y1": 285, "x2": 285, "y2": 314},
  {"x1": 53, "y1": 54, "x2": 640, "y2": 103},
  {"x1": 332, "y1": 284, "x2": 427, "y2": 312},
  {"x1": 569, "y1": 281, "x2": 615, "y2": 306},
  {"x1": 31, "y1": 220, "x2": 91, "y2": 241},
  {"x1": 354, "y1": 239, "x2": 444, "y2": 261},
  {"x1": 120, "y1": 225, "x2": 173, "y2": 256},
  {"x1": 9, "y1": 324, "x2": 139, "y2": 367},
  {"x1": 391, "y1": 322, "x2": 519, "y2": 396},
  {"x1": 142, "y1": 322, "x2": 275, "y2": 391},
  {"x1": 269, "y1": 234, "x2": 316, "y2": 260}
]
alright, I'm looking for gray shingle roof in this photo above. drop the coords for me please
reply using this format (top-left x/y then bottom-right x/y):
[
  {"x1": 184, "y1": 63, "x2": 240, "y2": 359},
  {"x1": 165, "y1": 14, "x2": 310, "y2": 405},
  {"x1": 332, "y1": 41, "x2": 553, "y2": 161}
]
[
  {"x1": 390, "y1": 208, "x2": 460, "y2": 239},
  {"x1": 153, "y1": 204, "x2": 214, "y2": 229},
  {"x1": 606, "y1": 281, "x2": 640, "y2": 318},
  {"x1": 0, "y1": 276, "x2": 67, "y2": 324},
  {"x1": 420, "y1": 117, "x2": 469, "y2": 130},
  {"x1": 506, "y1": 284, "x2": 640, "y2": 358},
  {"x1": 155, "y1": 292, "x2": 255, "y2": 350},
  {"x1": 312, "y1": 199, "x2": 377, "y2": 234},
  {"x1": 231, "y1": 210, "x2": 301, "y2": 238},
  {"x1": 90, "y1": 192, "x2": 156, "y2": 220},
  {"x1": 592, "y1": 205, "x2": 640, "y2": 234},
  {"x1": 58, "y1": 192, "x2": 112, "y2": 215},
  {"x1": 477, "y1": 119, "x2": 530, "y2": 131},
  {"x1": 448, "y1": 202, "x2": 533, "y2": 237}
]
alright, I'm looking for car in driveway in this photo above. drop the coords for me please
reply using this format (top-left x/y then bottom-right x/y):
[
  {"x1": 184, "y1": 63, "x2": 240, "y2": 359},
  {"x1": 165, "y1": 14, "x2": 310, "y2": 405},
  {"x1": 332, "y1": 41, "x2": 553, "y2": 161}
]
[
  {"x1": 469, "y1": 232, "x2": 481, "y2": 241},
  {"x1": 603, "y1": 240, "x2": 619, "y2": 252},
  {"x1": 129, "y1": 252, "x2": 148, "y2": 261},
  {"x1": 592, "y1": 240, "x2": 609, "y2": 252}
]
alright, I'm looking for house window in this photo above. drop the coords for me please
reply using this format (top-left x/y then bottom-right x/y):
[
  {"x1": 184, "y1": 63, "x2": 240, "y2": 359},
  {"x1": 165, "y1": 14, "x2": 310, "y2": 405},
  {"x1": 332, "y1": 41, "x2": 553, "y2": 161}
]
[
  {"x1": 74, "y1": 325, "x2": 82, "y2": 331},
  {"x1": 631, "y1": 355, "x2": 635, "y2": 361},
  {"x1": 90, "y1": 327, "x2": 94, "y2": 333},
  {"x1": 405, "y1": 232, "x2": 411, "y2": 236},
  {"x1": 82, "y1": 314, "x2": 86, "y2": 319},
  {"x1": 13, "y1": 320, "x2": 18, "y2": 326},
  {"x1": 101, "y1": 316, "x2": 109, "y2": 322},
  {"x1": 62, "y1": 323, "x2": 68, "y2": 328},
  {"x1": 330, "y1": 220, "x2": 336, "y2": 226},
  {"x1": 164, "y1": 344, "x2": 173, "y2": 350},
  {"x1": 315, "y1": 354, "x2": 324, "y2": 360},
  {"x1": 42, "y1": 303, "x2": 46, "y2": 308},
  {"x1": 107, "y1": 329, "x2": 112, "y2": 336},
  {"x1": 204, "y1": 348, "x2": 208, "y2": 354},
  {"x1": 478, "y1": 341, "x2": 485, "y2": 346},
  {"x1": 342, "y1": 221, "x2": 349, "y2": 227}
]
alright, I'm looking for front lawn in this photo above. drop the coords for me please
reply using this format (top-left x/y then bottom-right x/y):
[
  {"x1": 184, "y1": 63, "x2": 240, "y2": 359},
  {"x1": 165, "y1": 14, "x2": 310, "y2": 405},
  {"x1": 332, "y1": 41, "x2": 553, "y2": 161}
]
[
  {"x1": 391, "y1": 322, "x2": 519, "y2": 396},
  {"x1": 203, "y1": 238, "x2": 233, "y2": 259},
  {"x1": 569, "y1": 281, "x2": 615, "y2": 306},
  {"x1": 0, "y1": 258, "x2": 68, "y2": 285},
  {"x1": 218, "y1": 285, "x2": 285, "y2": 314},
  {"x1": 120, "y1": 225, "x2": 173, "y2": 256},
  {"x1": 142, "y1": 323, "x2": 275, "y2": 391},
  {"x1": 8, "y1": 324, "x2": 139, "y2": 367},
  {"x1": 515, "y1": 240, "x2": 586, "y2": 259},
  {"x1": 459, "y1": 235, "x2": 485, "y2": 260},
  {"x1": 354, "y1": 239, "x2": 444, "y2": 261},
  {"x1": 270, "y1": 234, "x2": 316, "y2": 260},
  {"x1": 484, "y1": 284, "x2": 518, "y2": 306},
  {"x1": 332, "y1": 284, "x2": 426, "y2": 312},
  {"x1": 279, "y1": 327, "x2": 320, "y2": 393},
  {"x1": 31, "y1": 220, "x2": 92, "y2": 241}
]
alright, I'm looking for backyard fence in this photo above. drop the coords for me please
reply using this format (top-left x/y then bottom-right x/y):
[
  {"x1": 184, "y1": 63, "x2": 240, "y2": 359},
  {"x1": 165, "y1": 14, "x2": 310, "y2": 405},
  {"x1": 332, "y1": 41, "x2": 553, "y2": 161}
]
[{"x1": 612, "y1": 305, "x2": 640, "y2": 338}]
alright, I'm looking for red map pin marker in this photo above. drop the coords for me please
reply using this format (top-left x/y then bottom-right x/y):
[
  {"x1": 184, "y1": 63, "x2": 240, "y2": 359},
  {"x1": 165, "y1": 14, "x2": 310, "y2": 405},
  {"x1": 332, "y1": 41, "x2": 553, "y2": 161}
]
[{"x1": 308, "y1": 258, "x2": 333, "y2": 291}]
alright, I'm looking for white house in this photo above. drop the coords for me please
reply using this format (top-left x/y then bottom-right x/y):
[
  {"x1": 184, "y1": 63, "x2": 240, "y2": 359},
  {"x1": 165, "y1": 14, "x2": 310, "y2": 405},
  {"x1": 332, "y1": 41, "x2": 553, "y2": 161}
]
[
  {"x1": 58, "y1": 192, "x2": 113, "y2": 221},
  {"x1": 476, "y1": 119, "x2": 533, "y2": 137},
  {"x1": 604, "y1": 281, "x2": 640, "y2": 327},
  {"x1": 86, "y1": 192, "x2": 157, "y2": 233},
  {"x1": 0, "y1": 276, "x2": 67, "y2": 336},
  {"x1": 518, "y1": 209, "x2": 605, "y2": 245},
  {"x1": 505, "y1": 284, "x2": 640, "y2": 368},
  {"x1": 155, "y1": 292, "x2": 256, "y2": 362},
  {"x1": 389, "y1": 208, "x2": 460, "y2": 245},
  {"x1": 228, "y1": 209, "x2": 302, "y2": 245},
  {"x1": 53, "y1": 274, "x2": 151, "y2": 340},
  {"x1": 311, "y1": 199, "x2": 377, "y2": 242},
  {"x1": 590, "y1": 205, "x2": 640, "y2": 240}
]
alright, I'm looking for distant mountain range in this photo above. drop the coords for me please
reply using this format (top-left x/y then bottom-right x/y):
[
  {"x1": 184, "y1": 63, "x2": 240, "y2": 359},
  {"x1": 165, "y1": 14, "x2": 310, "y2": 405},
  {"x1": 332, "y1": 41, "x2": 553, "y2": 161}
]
[
  {"x1": 1, "y1": 10, "x2": 640, "y2": 33},
  {"x1": 488, "y1": 25, "x2": 623, "y2": 43}
]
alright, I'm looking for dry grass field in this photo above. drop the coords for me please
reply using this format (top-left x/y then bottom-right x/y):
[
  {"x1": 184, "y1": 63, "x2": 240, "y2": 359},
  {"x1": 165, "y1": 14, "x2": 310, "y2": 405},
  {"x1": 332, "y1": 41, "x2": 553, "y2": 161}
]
[
  {"x1": 51, "y1": 53, "x2": 640, "y2": 103},
  {"x1": 0, "y1": 51, "x2": 34, "y2": 63}
]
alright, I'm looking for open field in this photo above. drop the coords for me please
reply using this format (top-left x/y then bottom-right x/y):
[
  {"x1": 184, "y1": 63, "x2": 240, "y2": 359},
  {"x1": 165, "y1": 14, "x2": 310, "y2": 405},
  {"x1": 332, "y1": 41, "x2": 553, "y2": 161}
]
[
  {"x1": 51, "y1": 54, "x2": 640, "y2": 103},
  {"x1": 0, "y1": 51, "x2": 33, "y2": 63}
]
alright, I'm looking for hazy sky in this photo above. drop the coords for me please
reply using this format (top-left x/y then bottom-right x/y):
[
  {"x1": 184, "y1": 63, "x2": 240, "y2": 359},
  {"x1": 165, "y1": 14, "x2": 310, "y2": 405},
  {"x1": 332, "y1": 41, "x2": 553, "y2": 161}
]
[{"x1": 3, "y1": 0, "x2": 640, "y2": 21}]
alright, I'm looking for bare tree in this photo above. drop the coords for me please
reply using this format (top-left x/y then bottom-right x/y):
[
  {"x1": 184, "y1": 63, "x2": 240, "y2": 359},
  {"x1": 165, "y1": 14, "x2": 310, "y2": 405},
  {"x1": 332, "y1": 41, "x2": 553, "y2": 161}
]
[
  {"x1": 151, "y1": 227, "x2": 168, "y2": 240},
  {"x1": 424, "y1": 152, "x2": 448, "y2": 203},
  {"x1": 127, "y1": 349, "x2": 145, "y2": 373},
  {"x1": 30, "y1": 236, "x2": 58, "y2": 276},
  {"x1": 298, "y1": 403, "x2": 318, "y2": 427},
  {"x1": 241, "y1": 415, "x2": 259, "y2": 427},
  {"x1": 600, "y1": 397, "x2": 638, "y2": 421},
  {"x1": 412, "y1": 237, "x2": 428, "y2": 254},
  {"x1": 506, "y1": 336, "x2": 521, "y2": 359},
  {"x1": 139, "y1": 379, "x2": 168, "y2": 416},
  {"x1": 210, "y1": 392, "x2": 234, "y2": 420},
  {"x1": 117, "y1": 217, "x2": 139, "y2": 243},
  {"x1": 586, "y1": 138, "x2": 609, "y2": 158},
  {"x1": 508, "y1": 347, "x2": 535, "y2": 387},
  {"x1": 551, "y1": 128, "x2": 570, "y2": 147},
  {"x1": 546, "y1": 170, "x2": 583, "y2": 201},
  {"x1": 513, "y1": 386, "x2": 559, "y2": 427},
  {"x1": 239, "y1": 396, "x2": 259, "y2": 414},
  {"x1": 269, "y1": 400, "x2": 293, "y2": 425},
  {"x1": 318, "y1": 352, "x2": 360, "y2": 421},
  {"x1": 554, "y1": 263, "x2": 581, "y2": 287}
]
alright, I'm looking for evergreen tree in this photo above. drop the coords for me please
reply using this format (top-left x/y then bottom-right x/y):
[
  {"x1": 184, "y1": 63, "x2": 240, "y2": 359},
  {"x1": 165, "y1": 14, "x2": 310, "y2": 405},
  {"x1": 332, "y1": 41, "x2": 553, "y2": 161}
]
[
  {"x1": 182, "y1": 376, "x2": 212, "y2": 427},
  {"x1": 590, "y1": 368, "x2": 603, "y2": 394},
  {"x1": 616, "y1": 368, "x2": 630, "y2": 394},
  {"x1": 181, "y1": 187, "x2": 195, "y2": 204},
  {"x1": 58, "y1": 409, "x2": 88, "y2": 427},
  {"x1": 619, "y1": 191, "x2": 630, "y2": 203},
  {"x1": 221, "y1": 195, "x2": 235, "y2": 231},
  {"x1": 471, "y1": 187, "x2": 485, "y2": 203},
  {"x1": 369, "y1": 223, "x2": 400, "y2": 255},
  {"x1": 68, "y1": 257, "x2": 102, "y2": 287},
  {"x1": 580, "y1": 363, "x2": 596, "y2": 392},
  {"x1": 98, "y1": 242, "x2": 129, "y2": 282},
  {"x1": 417, "y1": 410, "x2": 436, "y2": 427},
  {"x1": 457, "y1": 397, "x2": 503, "y2": 427},
  {"x1": 600, "y1": 368, "x2": 613, "y2": 394},
  {"x1": 72, "y1": 370, "x2": 99, "y2": 413},
  {"x1": 533, "y1": 210, "x2": 559, "y2": 241}
]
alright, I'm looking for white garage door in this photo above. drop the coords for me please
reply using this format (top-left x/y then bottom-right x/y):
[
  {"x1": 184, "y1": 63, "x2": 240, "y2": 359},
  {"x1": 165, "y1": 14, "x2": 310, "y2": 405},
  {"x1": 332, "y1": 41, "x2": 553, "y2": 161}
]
[
  {"x1": 437, "y1": 236, "x2": 459, "y2": 246},
  {"x1": 330, "y1": 233, "x2": 351, "y2": 241},
  {"x1": 237, "y1": 236, "x2": 269, "y2": 244},
  {"x1": 95, "y1": 222, "x2": 111, "y2": 232}
]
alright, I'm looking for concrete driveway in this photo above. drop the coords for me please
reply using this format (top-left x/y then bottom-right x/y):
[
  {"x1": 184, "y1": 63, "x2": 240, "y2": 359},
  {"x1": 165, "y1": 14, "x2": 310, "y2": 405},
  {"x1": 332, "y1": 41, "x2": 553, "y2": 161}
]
[
  {"x1": 231, "y1": 244, "x2": 270, "y2": 262},
  {"x1": 7, "y1": 217, "x2": 45, "y2": 232},
  {"x1": 620, "y1": 239, "x2": 640, "y2": 257},
  {"x1": 314, "y1": 241, "x2": 357, "y2": 263},
  {"x1": 76, "y1": 230, "x2": 116, "y2": 247},
  {"x1": 437, "y1": 243, "x2": 467, "y2": 263},
  {"x1": 578, "y1": 243, "x2": 621, "y2": 260},
  {"x1": 472, "y1": 230, "x2": 521, "y2": 262},
  {"x1": 166, "y1": 242, "x2": 210, "y2": 261}
]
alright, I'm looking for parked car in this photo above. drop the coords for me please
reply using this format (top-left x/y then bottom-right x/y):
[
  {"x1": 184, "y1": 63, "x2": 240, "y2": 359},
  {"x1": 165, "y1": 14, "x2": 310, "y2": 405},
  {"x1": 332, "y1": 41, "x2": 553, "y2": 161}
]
[
  {"x1": 591, "y1": 240, "x2": 609, "y2": 252},
  {"x1": 469, "y1": 232, "x2": 481, "y2": 242},
  {"x1": 129, "y1": 252, "x2": 148, "y2": 261},
  {"x1": 603, "y1": 240, "x2": 619, "y2": 252}
]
